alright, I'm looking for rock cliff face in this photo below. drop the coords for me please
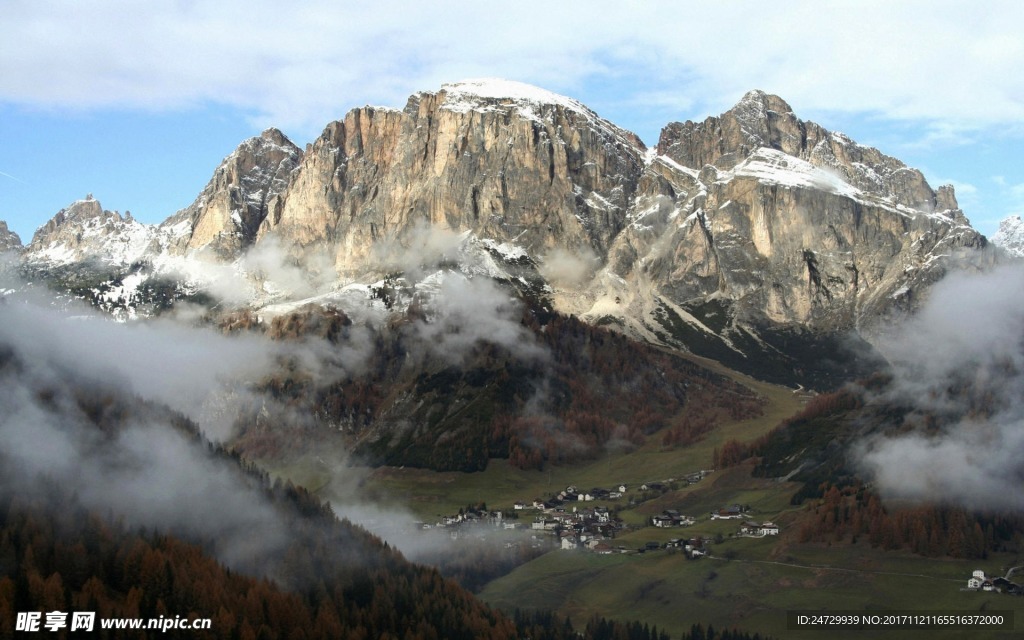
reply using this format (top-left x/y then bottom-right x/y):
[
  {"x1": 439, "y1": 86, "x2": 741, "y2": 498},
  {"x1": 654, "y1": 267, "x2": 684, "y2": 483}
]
[
  {"x1": 248, "y1": 82, "x2": 987, "y2": 339},
  {"x1": 259, "y1": 80, "x2": 646, "y2": 273},
  {"x1": 16, "y1": 81, "x2": 995, "y2": 380},
  {"x1": 0, "y1": 221, "x2": 21, "y2": 253},
  {"x1": 164, "y1": 128, "x2": 303, "y2": 257}
]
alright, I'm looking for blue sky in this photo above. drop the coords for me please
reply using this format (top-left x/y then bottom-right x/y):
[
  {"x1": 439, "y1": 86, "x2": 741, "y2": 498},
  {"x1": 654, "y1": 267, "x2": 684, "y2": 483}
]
[{"x1": 2, "y1": 0, "x2": 1023, "y2": 242}]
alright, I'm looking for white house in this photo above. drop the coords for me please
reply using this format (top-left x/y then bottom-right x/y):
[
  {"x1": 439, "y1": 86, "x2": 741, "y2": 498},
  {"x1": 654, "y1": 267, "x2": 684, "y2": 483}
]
[
  {"x1": 759, "y1": 522, "x2": 780, "y2": 536},
  {"x1": 533, "y1": 518, "x2": 558, "y2": 530},
  {"x1": 968, "y1": 569, "x2": 986, "y2": 590}
]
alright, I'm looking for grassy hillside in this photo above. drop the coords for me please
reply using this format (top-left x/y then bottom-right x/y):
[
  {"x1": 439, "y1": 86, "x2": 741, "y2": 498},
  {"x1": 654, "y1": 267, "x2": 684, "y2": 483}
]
[{"x1": 479, "y1": 544, "x2": 1024, "y2": 640}]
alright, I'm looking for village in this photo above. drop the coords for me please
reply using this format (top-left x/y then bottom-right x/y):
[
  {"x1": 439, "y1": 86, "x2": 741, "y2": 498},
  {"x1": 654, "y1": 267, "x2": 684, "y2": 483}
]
[
  {"x1": 417, "y1": 492, "x2": 1024, "y2": 604},
  {"x1": 415, "y1": 469, "x2": 784, "y2": 560}
]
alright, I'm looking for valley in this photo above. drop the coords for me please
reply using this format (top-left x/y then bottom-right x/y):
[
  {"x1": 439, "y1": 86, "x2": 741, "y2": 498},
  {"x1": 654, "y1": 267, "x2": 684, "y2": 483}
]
[
  {"x1": 261, "y1": 359, "x2": 1024, "y2": 639},
  {"x1": 355, "y1": 361, "x2": 803, "y2": 520}
]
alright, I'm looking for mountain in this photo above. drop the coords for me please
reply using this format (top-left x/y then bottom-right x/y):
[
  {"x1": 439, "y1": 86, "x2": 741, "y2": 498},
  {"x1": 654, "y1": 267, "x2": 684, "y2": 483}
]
[
  {"x1": 636, "y1": 90, "x2": 982, "y2": 329},
  {"x1": 8, "y1": 83, "x2": 1018, "y2": 638},
  {"x1": 16, "y1": 80, "x2": 994, "y2": 383},
  {"x1": 0, "y1": 220, "x2": 21, "y2": 252},
  {"x1": 992, "y1": 214, "x2": 1024, "y2": 257},
  {"x1": 19, "y1": 130, "x2": 306, "y2": 317}
]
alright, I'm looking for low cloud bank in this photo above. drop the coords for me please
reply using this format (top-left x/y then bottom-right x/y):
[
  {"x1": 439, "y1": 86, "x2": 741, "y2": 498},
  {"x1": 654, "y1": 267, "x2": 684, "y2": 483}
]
[
  {"x1": 0, "y1": 254, "x2": 539, "y2": 568},
  {"x1": 0, "y1": 300, "x2": 290, "y2": 569},
  {"x1": 856, "y1": 264, "x2": 1024, "y2": 510}
]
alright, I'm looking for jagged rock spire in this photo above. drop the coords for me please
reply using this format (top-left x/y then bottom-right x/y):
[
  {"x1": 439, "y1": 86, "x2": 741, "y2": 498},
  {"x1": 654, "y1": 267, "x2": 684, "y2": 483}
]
[
  {"x1": 0, "y1": 220, "x2": 22, "y2": 252},
  {"x1": 161, "y1": 129, "x2": 303, "y2": 257}
]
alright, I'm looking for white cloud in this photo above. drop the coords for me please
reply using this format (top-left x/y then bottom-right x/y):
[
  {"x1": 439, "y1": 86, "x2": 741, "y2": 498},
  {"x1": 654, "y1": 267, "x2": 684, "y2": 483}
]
[
  {"x1": 857, "y1": 264, "x2": 1024, "y2": 510},
  {"x1": 539, "y1": 246, "x2": 599, "y2": 287},
  {"x1": 0, "y1": 293, "x2": 275, "y2": 426},
  {"x1": 411, "y1": 272, "x2": 548, "y2": 365},
  {"x1": 4, "y1": 1, "x2": 1024, "y2": 138}
]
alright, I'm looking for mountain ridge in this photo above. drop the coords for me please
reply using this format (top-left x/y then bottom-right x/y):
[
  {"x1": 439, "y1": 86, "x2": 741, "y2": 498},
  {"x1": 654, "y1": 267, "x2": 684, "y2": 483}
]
[{"x1": 12, "y1": 80, "x2": 999, "y2": 382}]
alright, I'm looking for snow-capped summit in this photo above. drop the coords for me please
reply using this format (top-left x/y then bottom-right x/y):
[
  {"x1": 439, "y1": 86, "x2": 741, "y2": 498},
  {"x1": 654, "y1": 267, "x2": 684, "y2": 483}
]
[
  {"x1": 436, "y1": 78, "x2": 644, "y2": 152},
  {"x1": 992, "y1": 215, "x2": 1024, "y2": 257},
  {"x1": 440, "y1": 78, "x2": 594, "y2": 115}
]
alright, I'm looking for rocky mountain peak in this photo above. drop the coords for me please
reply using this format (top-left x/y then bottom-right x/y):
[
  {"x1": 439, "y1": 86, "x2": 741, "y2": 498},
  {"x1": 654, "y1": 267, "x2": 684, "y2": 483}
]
[
  {"x1": 26, "y1": 197, "x2": 159, "y2": 266},
  {"x1": 657, "y1": 91, "x2": 942, "y2": 211},
  {"x1": 50, "y1": 196, "x2": 103, "y2": 223},
  {"x1": 162, "y1": 128, "x2": 303, "y2": 256},
  {"x1": 736, "y1": 89, "x2": 794, "y2": 111},
  {"x1": 257, "y1": 127, "x2": 291, "y2": 147},
  {"x1": 31, "y1": 197, "x2": 111, "y2": 244},
  {"x1": 730, "y1": 89, "x2": 797, "y2": 133},
  {"x1": 0, "y1": 220, "x2": 22, "y2": 252},
  {"x1": 992, "y1": 215, "x2": 1024, "y2": 257},
  {"x1": 934, "y1": 184, "x2": 960, "y2": 212},
  {"x1": 655, "y1": 89, "x2": 809, "y2": 171}
]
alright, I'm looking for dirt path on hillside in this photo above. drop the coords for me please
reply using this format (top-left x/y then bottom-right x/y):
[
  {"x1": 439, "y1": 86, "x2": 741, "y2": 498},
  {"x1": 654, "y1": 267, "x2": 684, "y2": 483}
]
[{"x1": 705, "y1": 555, "x2": 965, "y2": 583}]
